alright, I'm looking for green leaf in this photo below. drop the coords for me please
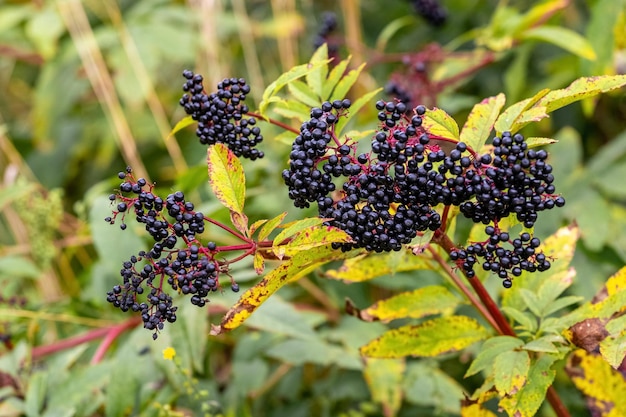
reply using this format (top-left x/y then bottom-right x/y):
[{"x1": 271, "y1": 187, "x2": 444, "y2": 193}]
[
  {"x1": 499, "y1": 355, "x2": 557, "y2": 417},
  {"x1": 523, "y1": 337, "x2": 559, "y2": 354},
  {"x1": 325, "y1": 249, "x2": 430, "y2": 282},
  {"x1": 375, "y1": 15, "x2": 416, "y2": 51},
  {"x1": 519, "y1": 289, "x2": 542, "y2": 317},
  {"x1": 536, "y1": 75, "x2": 626, "y2": 114},
  {"x1": 335, "y1": 87, "x2": 383, "y2": 137},
  {"x1": 352, "y1": 286, "x2": 462, "y2": 322},
  {"x1": 322, "y1": 56, "x2": 352, "y2": 100},
  {"x1": 465, "y1": 336, "x2": 525, "y2": 377},
  {"x1": 600, "y1": 330, "x2": 626, "y2": 369},
  {"x1": 360, "y1": 316, "x2": 490, "y2": 358},
  {"x1": 525, "y1": 137, "x2": 558, "y2": 148},
  {"x1": 512, "y1": 0, "x2": 568, "y2": 34},
  {"x1": 403, "y1": 361, "x2": 465, "y2": 413},
  {"x1": 268, "y1": 97, "x2": 312, "y2": 120},
  {"x1": 266, "y1": 338, "x2": 362, "y2": 370},
  {"x1": 501, "y1": 307, "x2": 537, "y2": 332},
  {"x1": 329, "y1": 62, "x2": 367, "y2": 103},
  {"x1": 306, "y1": 44, "x2": 329, "y2": 98},
  {"x1": 288, "y1": 79, "x2": 321, "y2": 108},
  {"x1": 258, "y1": 212, "x2": 287, "y2": 241},
  {"x1": 169, "y1": 115, "x2": 195, "y2": 138},
  {"x1": 422, "y1": 108, "x2": 460, "y2": 140},
  {"x1": 259, "y1": 59, "x2": 330, "y2": 115},
  {"x1": 364, "y1": 358, "x2": 405, "y2": 415},
  {"x1": 24, "y1": 371, "x2": 47, "y2": 417},
  {"x1": 459, "y1": 93, "x2": 506, "y2": 153},
  {"x1": 0, "y1": 256, "x2": 41, "y2": 280},
  {"x1": 210, "y1": 245, "x2": 351, "y2": 335},
  {"x1": 520, "y1": 26, "x2": 597, "y2": 60},
  {"x1": 494, "y1": 89, "x2": 550, "y2": 134},
  {"x1": 207, "y1": 143, "x2": 245, "y2": 215},
  {"x1": 595, "y1": 163, "x2": 626, "y2": 199},
  {"x1": 494, "y1": 350, "x2": 530, "y2": 396}
]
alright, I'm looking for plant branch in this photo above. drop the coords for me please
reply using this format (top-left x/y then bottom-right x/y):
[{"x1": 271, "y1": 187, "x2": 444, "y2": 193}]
[{"x1": 247, "y1": 111, "x2": 300, "y2": 135}]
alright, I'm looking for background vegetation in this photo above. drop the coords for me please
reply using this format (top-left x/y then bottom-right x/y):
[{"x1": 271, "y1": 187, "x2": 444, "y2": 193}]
[{"x1": 0, "y1": 0, "x2": 625, "y2": 416}]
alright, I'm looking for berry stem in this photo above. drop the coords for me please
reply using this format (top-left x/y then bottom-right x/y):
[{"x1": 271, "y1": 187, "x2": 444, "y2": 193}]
[
  {"x1": 247, "y1": 111, "x2": 300, "y2": 135},
  {"x1": 204, "y1": 216, "x2": 250, "y2": 242},
  {"x1": 432, "y1": 231, "x2": 571, "y2": 417}
]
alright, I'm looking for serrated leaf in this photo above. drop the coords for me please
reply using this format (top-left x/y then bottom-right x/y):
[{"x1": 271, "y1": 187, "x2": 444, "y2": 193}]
[
  {"x1": 276, "y1": 225, "x2": 351, "y2": 258},
  {"x1": 364, "y1": 358, "x2": 405, "y2": 416},
  {"x1": 499, "y1": 355, "x2": 557, "y2": 417},
  {"x1": 523, "y1": 338, "x2": 559, "y2": 353},
  {"x1": 306, "y1": 44, "x2": 329, "y2": 98},
  {"x1": 273, "y1": 217, "x2": 327, "y2": 246},
  {"x1": 567, "y1": 349, "x2": 626, "y2": 412},
  {"x1": 210, "y1": 245, "x2": 350, "y2": 335},
  {"x1": 288, "y1": 79, "x2": 321, "y2": 108},
  {"x1": 207, "y1": 143, "x2": 245, "y2": 214},
  {"x1": 335, "y1": 88, "x2": 383, "y2": 137},
  {"x1": 536, "y1": 75, "x2": 626, "y2": 114},
  {"x1": 520, "y1": 26, "x2": 597, "y2": 60},
  {"x1": 465, "y1": 336, "x2": 525, "y2": 377},
  {"x1": 422, "y1": 108, "x2": 460, "y2": 140},
  {"x1": 360, "y1": 316, "x2": 490, "y2": 358},
  {"x1": 494, "y1": 89, "x2": 550, "y2": 133},
  {"x1": 322, "y1": 56, "x2": 352, "y2": 99},
  {"x1": 259, "y1": 59, "x2": 330, "y2": 115},
  {"x1": 525, "y1": 137, "x2": 558, "y2": 148},
  {"x1": 459, "y1": 94, "x2": 506, "y2": 153},
  {"x1": 325, "y1": 249, "x2": 430, "y2": 282},
  {"x1": 329, "y1": 62, "x2": 367, "y2": 103},
  {"x1": 269, "y1": 97, "x2": 312, "y2": 120},
  {"x1": 353, "y1": 285, "x2": 462, "y2": 322},
  {"x1": 501, "y1": 307, "x2": 537, "y2": 332},
  {"x1": 599, "y1": 330, "x2": 626, "y2": 369},
  {"x1": 519, "y1": 289, "x2": 542, "y2": 317},
  {"x1": 258, "y1": 212, "x2": 287, "y2": 241},
  {"x1": 169, "y1": 115, "x2": 195, "y2": 138},
  {"x1": 494, "y1": 350, "x2": 530, "y2": 396}
]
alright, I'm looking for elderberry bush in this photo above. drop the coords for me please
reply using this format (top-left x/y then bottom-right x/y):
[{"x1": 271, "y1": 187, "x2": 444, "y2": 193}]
[
  {"x1": 105, "y1": 168, "x2": 233, "y2": 339},
  {"x1": 284, "y1": 100, "x2": 565, "y2": 285},
  {"x1": 179, "y1": 71, "x2": 264, "y2": 159}
]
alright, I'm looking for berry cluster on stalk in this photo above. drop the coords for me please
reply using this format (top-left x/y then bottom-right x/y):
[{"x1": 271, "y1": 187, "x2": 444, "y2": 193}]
[
  {"x1": 313, "y1": 12, "x2": 339, "y2": 54},
  {"x1": 409, "y1": 0, "x2": 447, "y2": 26},
  {"x1": 179, "y1": 71, "x2": 264, "y2": 160},
  {"x1": 284, "y1": 99, "x2": 565, "y2": 286},
  {"x1": 105, "y1": 168, "x2": 238, "y2": 339}
]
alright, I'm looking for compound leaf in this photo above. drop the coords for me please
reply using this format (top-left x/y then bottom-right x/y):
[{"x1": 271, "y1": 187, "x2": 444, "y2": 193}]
[
  {"x1": 499, "y1": 355, "x2": 557, "y2": 417},
  {"x1": 276, "y1": 225, "x2": 351, "y2": 258},
  {"x1": 536, "y1": 75, "x2": 626, "y2": 114},
  {"x1": 258, "y1": 211, "x2": 287, "y2": 241},
  {"x1": 494, "y1": 88, "x2": 550, "y2": 133},
  {"x1": 465, "y1": 336, "x2": 525, "y2": 377},
  {"x1": 493, "y1": 350, "x2": 530, "y2": 396}
]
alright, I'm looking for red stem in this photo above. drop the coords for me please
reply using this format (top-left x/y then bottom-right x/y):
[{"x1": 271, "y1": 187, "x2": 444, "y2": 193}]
[
  {"x1": 204, "y1": 216, "x2": 250, "y2": 242},
  {"x1": 432, "y1": 229, "x2": 570, "y2": 417}
]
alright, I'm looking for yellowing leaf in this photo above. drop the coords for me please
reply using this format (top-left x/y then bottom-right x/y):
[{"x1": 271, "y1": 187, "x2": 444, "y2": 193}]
[
  {"x1": 499, "y1": 355, "x2": 557, "y2": 417},
  {"x1": 536, "y1": 75, "x2": 626, "y2": 114},
  {"x1": 494, "y1": 89, "x2": 550, "y2": 133},
  {"x1": 461, "y1": 403, "x2": 498, "y2": 417},
  {"x1": 273, "y1": 217, "x2": 327, "y2": 246},
  {"x1": 211, "y1": 245, "x2": 351, "y2": 335},
  {"x1": 306, "y1": 44, "x2": 329, "y2": 98},
  {"x1": 258, "y1": 212, "x2": 287, "y2": 241},
  {"x1": 567, "y1": 350, "x2": 626, "y2": 414},
  {"x1": 325, "y1": 249, "x2": 430, "y2": 282},
  {"x1": 606, "y1": 265, "x2": 626, "y2": 296},
  {"x1": 248, "y1": 219, "x2": 267, "y2": 237},
  {"x1": 354, "y1": 286, "x2": 462, "y2": 322},
  {"x1": 364, "y1": 358, "x2": 405, "y2": 416},
  {"x1": 276, "y1": 225, "x2": 351, "y2": 258},
  {"x1": 494, "y1": 350, "x2": 530, "y2": 396},
  {"x1": 329, "y1": 62, "x2": 367, "y2": 103},
  {"x1": 360, "y1": 316, "x2": 490, "y2": 358},
  {"x1": 287, "y1": 79, "x2": 321, "y2": 108},
  {"x1": 253, "y1": 251, "x2": 265, "y2": 275},
  {"x1": 599, "y1": 330, "x2": 626, "y2": 369},
  {"x1": 525, "y1": 137, "x2": 558, "y2": 148},
  {"x1": 520, "y1": 26, "x2": 597, "y2": 61},
  {"x1": 422, "y1": 108, "x2": 460, "y2": 140},
  {"x1": 207, "y1": 144, "x2": 245, "y2": 215},
  {"x1": 169, "y1": 115, "x2": 195, "y2": 138},
  {"x1": 323, "y1": 55, "x2": 352, "y2": 100},
  {"x1": 459, "y1": 94, "x2": 506, "y2": 153}
]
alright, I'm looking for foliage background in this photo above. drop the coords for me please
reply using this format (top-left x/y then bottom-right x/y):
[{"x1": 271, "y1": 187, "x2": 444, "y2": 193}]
[{"x1": 0, "y1": 0, "x2": 625, "y2": 416}]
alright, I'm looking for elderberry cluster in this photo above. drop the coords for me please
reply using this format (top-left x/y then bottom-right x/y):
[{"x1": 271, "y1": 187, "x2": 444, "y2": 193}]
[
  {"x1": 284, "y1": 99, "x2": 565, "y2": 286},
  {"x1": 409, "y1": 0, "x2": 447, "y2": 26},
  {"x1": 313, "y1": 12, "x2": 339, "y2": 52},
  {"x1": 179, "y1": 71, "x2": 264, "y2": 160},
  {"x1": 105, "y1": 168, "x2": 237, "y2": 338}
]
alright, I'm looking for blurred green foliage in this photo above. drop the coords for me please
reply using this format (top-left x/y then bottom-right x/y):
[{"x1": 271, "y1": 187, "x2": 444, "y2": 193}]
[{"x1": 0, "y1": 0, "x2": 625, "y2": 416}]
